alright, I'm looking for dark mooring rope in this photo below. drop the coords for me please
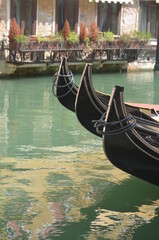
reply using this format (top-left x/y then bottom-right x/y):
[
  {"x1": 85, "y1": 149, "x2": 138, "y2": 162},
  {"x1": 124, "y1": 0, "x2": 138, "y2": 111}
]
[
  {"x1": 93, "y1": 111, "x2": 136, "y2": 135},
  {"x1": 52, "y1": 70, "x2": 76, "y2": 98}
]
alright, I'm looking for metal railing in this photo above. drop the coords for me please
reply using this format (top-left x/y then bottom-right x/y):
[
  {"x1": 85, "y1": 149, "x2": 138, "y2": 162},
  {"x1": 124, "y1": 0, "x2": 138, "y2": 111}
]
[{"x1": 2, "y1": 43, "x2": 156, "y2": 65}]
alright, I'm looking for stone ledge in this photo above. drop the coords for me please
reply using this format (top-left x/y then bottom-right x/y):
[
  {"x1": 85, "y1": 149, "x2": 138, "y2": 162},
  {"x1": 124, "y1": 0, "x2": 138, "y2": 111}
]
[
  {"x1": 128, "y1": 61, "x2": 155, "y2": 72},
  {"x1": 0, "y1": 60, "x2": 17, "y2": 76},
  {"x1": 0, "y1": 60, "x2": 156, "y2": 78}
]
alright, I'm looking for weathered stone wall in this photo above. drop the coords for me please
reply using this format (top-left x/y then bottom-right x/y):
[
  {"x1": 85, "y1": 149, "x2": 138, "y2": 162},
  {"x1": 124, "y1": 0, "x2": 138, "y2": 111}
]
[
  {"x1": 79, "y1": 0, "x2": 139, "y2": 35},
  {"x1": 38, "y1": 0, "x2": 55, "y2": 36},
  {"x1": 0, "y1": 0, "x2": 7, "y2": 40},
  {"x1": 79, "y1": 0, "x2": 97, "y2": 30},
  {"x1": 121, "y1": 1, "x2": 138, "y2": 34}
]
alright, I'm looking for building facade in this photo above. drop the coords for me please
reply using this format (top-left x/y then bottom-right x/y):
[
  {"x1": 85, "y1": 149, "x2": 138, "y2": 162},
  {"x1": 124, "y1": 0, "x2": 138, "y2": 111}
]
[
  {"x1": 0, "y1": 0, "x2": 159, "y2": 40},
  {"x1": 0, "y1": 0, "x2": 159, "y2": 76}
]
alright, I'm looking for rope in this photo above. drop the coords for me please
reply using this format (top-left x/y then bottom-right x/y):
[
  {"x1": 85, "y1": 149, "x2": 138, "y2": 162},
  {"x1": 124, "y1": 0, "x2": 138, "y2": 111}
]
[
  {"x1": 93, "y1": 111, "x2": 107, "y2": 128},
  {"x1": 93, "y1": 111, "x2": 136, "y2": 135},
  {"x1": 52, "y1": 70, "x2": 76, "y2": 98}
]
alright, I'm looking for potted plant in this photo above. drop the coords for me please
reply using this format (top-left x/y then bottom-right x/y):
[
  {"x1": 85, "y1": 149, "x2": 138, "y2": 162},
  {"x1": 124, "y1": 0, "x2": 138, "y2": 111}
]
[
  {"x1": 14, "y1": 34, "x2": 29, "y2": 50},
  {"x1": 8, "y1": 18, "x2": 21, "y2": 50},
  {"x1": 117, "y1": 33, "x2": 131, "y2": 48},
  {"x1": 89, "y1": 20, "x2": 99, "y2": 48},
  {"x1": 62, "y1": 20, "x2": 71, "y2": 40},
  {"x1": 66, "y1": 31, "x2": 79, "y2": 48},
  {"x1": 54, "y1": 32, "x2": 64, "y2": 49},
  {"x1": 79, "y1": 21, "x2": 88, "y2": 48},
  {"x1": 103, "y1": 31, "x2": 114, "y2": 47},
  {"x1": 132, "y1": 30, "x2": 144, "y2": 47},
  {"x1": 143, "y1": 32, "x2": 151, "y2": 46},
  {"x1": 131, "y1": 30, "x2": 151, "y2": 48}
]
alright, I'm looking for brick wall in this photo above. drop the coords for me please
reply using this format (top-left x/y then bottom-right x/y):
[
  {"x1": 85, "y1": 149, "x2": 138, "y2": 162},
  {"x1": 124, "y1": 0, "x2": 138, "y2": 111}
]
[
  {"x1": 38, "y1": 0, "x2": 55, "y2": 36},
  {"x1": 0, "y1": 0, "x2": 7, "y2": 40}
]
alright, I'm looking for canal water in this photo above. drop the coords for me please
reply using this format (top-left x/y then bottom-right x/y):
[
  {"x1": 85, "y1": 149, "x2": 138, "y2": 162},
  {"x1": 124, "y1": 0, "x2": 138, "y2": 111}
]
[{"x1": 0, "y1": 70, "x2": 159, "y2": 239}]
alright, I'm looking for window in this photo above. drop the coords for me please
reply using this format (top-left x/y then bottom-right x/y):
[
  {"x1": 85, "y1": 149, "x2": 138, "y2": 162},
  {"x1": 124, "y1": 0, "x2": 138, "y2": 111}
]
[
  {"x1": 98, "y1": 2, "x2": 121, "y2": 35},
  {"x1": 56, "y1": 0, "x2": 79, "y2": 32},
  {"x1": 140, "y1": 1, "x2": 159, "y2": 38},
  {"x1": 10, "y1": 0, "x2": 37, "y2": 35}
]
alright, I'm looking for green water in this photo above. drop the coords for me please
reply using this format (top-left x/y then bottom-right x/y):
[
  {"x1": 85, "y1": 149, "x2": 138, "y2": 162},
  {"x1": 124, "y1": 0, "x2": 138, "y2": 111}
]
[{"x1": 0, "y1": 71, "x2": 159, "y2": 239}]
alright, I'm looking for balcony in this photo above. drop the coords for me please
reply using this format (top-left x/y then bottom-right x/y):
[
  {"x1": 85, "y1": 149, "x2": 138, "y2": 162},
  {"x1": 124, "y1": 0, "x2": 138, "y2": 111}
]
[{"x1": 1, "y1": 40, "x2": 156, "y2": 65}]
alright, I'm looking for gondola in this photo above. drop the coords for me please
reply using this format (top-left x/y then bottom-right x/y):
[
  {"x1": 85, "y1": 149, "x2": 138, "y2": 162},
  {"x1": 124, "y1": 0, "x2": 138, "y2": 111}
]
[
  {"x1": 52, "y1": 57, "x2": 159, "y2": 118},
  {"x1": 52, "y1": 57, "x2": 110, "y2": 113},
  {"x1": 101, "y1": 85, "x2": 159, "y2": 186},
  {"x1": 75, "y1": 63, "x2": 159, "y2": 137},
  {"x1": 81, "y1": 63, "x2": 159, "y2": 119},
  {"x1": 52, "y1": 57, "x2": 77, "y2": 112}
]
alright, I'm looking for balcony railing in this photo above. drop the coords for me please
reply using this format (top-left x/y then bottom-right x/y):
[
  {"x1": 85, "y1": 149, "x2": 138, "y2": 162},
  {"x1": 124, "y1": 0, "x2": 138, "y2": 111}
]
[{"x1": 2, "y1": 41, "x2": 156, "y2": 64}]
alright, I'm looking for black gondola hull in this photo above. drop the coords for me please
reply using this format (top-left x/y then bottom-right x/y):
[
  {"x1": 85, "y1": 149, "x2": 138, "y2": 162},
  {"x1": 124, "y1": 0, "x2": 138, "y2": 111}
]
[
  {"x1": 75, "y1": 64, "x2": 159, "y2": 138},
  {"x1": 103, "y1": 86, "x2": 159, "y2": 186}
]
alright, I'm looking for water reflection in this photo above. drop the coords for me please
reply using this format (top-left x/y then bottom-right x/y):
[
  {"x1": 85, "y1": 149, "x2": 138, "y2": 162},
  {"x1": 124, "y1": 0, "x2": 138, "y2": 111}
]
[
  {"x1": 92, "y1": 71, "x2": 159, "y2": 105},
  {"x1": 90, "y1": 201, "x2": 159, "y2": 240},
  {"x1": 0, "y1": 73, "x2": 159, "y2": 239},
  {"x1": 0, "y1": 91, "x2": 9, "y2": 155},
  {"x1": 126, "y1": 71, "x2": 155, "y2": 104},
  {"x1": 0, "y1": 151, "x2": 159, "y2": 239},
  {"x1": 0, "y1": 150, "x2": 127, "y2": 238}
]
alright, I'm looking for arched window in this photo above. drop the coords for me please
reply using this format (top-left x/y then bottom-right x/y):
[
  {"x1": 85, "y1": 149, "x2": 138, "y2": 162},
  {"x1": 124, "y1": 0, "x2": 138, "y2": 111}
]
[{"x1": 10, "y1": 0, "x2": 37, "y2": 35}]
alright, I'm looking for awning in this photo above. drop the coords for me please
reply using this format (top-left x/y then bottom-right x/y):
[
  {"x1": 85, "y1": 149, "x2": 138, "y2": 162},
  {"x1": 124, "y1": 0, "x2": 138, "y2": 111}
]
[{"x1": 89, "y1": 0, "x2": 134, "y2": 4}]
